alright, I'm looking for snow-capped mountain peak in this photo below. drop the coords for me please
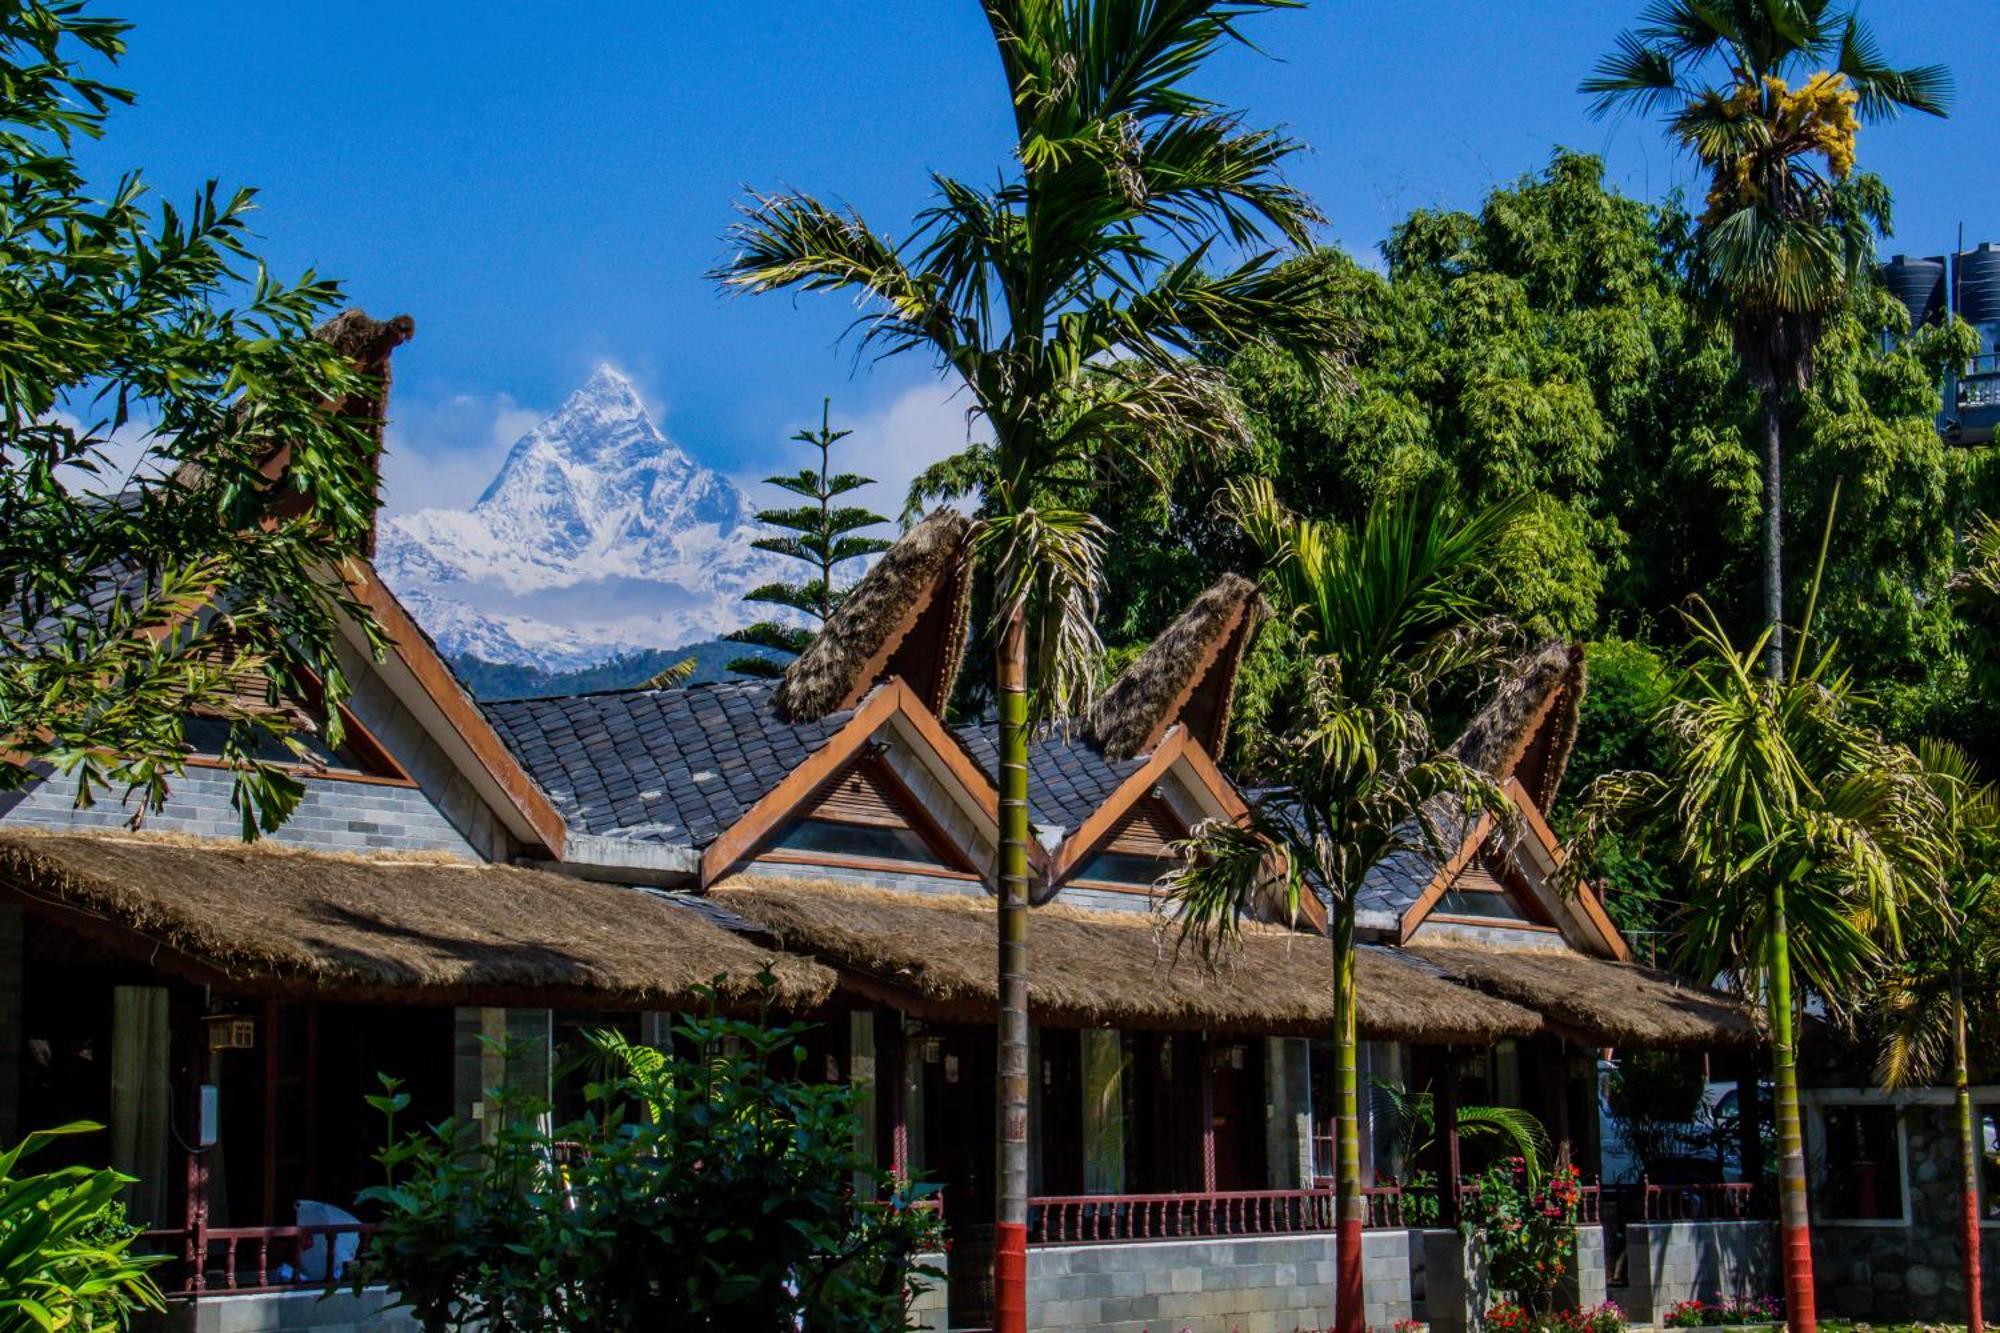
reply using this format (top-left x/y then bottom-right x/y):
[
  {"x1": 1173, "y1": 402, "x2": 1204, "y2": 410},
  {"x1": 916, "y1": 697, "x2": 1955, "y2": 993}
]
[{"x1": 376, "y1": 366, "x2": 794, "y2": 671}]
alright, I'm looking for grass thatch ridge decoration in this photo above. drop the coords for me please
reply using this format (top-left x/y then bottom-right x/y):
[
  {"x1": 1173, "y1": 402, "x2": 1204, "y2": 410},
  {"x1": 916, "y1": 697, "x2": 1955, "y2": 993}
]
[
  {"x1": 1407, "y1": 941, "x2": 1764, "y2": 1050},
  {"x1": 1450, "y1": 640, "x2": 1586, "y2": 808},
  {"x1": 1088, "y1": 573, "x2": 1264, "y2": 761},
  {"x1": 774, "y1": 508, "x2": 973, "y2": 723},
  {"x1": 0, "y1": 828, "x2": 833, "y2": 1008},
  {"x1": 712, "y1": 875, "x2": 1544, "y2": 1042}
]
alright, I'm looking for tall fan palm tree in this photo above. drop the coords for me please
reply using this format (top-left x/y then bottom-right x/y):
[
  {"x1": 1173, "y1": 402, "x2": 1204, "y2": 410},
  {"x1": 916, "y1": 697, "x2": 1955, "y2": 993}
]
[
  {"x1": 1567, "y1": 604, "x2": 1946, "y2": 1333},
  {"x1": 1582, "y1": 0, "x2": 1948, "y2": 678},
  {"x1": 1164, "y1": 479, "x2": 1523, "y2": 1333},
  {"x1": 1874, "y1": 739, "x2": 2000, "y2": 1333},
  {"x1": 716, "y1": 6, "x2": 1344, "y2": 1327}
]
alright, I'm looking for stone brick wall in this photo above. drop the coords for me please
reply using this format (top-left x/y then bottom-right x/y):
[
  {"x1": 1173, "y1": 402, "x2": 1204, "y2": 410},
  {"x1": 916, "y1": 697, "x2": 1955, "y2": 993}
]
[
  {"x1": 1022, "y1": 1231, "x2": 1414, "y2": 1333},
  {"x1": 139, "y1": 1288, "x2": 420, "y2": 1332},
  {"x1": 1812, "y1": 1102, "x2": 2000, "y2": 1322},
  {"x1": 0, "y1": 765, "x2": 481, "y2": 858},
  {"x1": 908, "y1": 1251, "x2": 948, "y2": 1331},
  {"x1": 1616, "y1": 1221, "x2": 1776, "y2": 1325}
]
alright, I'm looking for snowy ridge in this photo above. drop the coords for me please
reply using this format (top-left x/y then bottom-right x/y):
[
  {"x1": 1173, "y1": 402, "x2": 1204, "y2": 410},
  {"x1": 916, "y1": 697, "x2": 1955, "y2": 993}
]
[{"x1": 376, "y1": 366, "x2": 796, "y2": 671}]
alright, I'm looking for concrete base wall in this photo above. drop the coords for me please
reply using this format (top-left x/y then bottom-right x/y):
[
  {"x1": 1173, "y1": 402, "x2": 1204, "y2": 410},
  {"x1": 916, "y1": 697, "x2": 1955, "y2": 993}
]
[
  {"x1": 1619, "y1": 1221, "x2": 1777, "y2": 1325},
  {"x1": 1024, "y1": 1231, "x2": 1415, "y2": 1333},
  {"x1": 908, "y1": 1250, "x2": 948, "y2": 1331},
  {"x1": 1424, "y1": 1229, "x2": 1490, "y2": 1333},
  {"x1": 136, "y1": 1289, "x2": 419, "y2": 1333}
]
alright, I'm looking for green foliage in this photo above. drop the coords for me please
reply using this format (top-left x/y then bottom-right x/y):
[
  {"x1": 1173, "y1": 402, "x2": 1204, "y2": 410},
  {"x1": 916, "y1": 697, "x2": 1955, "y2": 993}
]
[
  {"x1": 1462, "y1": 1155, "x2": 1585, "y2": 1315},
  {"x1": 1603, "y1": 1051, "x2": 1722, "y2": 1175},
  {"x1": 725, "y1": 400, "x2": 890, "y2": 675},
  {"x1": 0, "y1": 1123, "x2": 166, "y2": 1332},
  {"x1": 355, "y1": 992, "x2": 942, "y2": 1332},
  {"x1": 1370, "y1": 1080, "x2": 1550, "y2": 1187},
  {"x1": 0, "y1": 1, "x2": 388, "y2": 838}
]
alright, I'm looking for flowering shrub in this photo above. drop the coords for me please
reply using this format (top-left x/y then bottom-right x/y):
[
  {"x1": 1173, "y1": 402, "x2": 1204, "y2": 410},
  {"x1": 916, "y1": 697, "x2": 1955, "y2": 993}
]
[
  {"x1": 1462, "y1": 1157, "x2": 1584, "y2": 1314},
  {"x1": 1663, "y1": 1297, "x2": 1782, "y2": 1327},
  {"x1": 1393, "y1": 1321, "x2": 1429, "y2": 1333},
  {"x1": 1484, "y1": 1301, "x2": 1625, "y2": 1333}
]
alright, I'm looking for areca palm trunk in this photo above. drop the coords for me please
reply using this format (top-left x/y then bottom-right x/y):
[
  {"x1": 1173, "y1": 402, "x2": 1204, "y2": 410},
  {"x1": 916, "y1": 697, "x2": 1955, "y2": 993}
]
[
  {"x1": 1760, "y1": 385, "x2": 1786, "y2": 681},
  {"x1": 1767, "y1": 886, "x2": 1818, "y2": 1333},
  {"x1": 995, "y1": 605, "x2": 1032, "y2": 1333},
  {"x1": 1952, "y1": 970, "x2": 1985, "y2": 1333},
  {"x1": 1331, "y1": 892, "x2": 1364, "y2": 1333}
]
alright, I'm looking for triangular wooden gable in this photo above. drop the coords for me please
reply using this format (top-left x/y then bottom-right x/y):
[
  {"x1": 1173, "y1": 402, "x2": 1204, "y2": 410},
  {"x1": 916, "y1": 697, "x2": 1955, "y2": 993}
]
[{"x1": 753, "y1": 751, "x2": 978, "y2": 876}]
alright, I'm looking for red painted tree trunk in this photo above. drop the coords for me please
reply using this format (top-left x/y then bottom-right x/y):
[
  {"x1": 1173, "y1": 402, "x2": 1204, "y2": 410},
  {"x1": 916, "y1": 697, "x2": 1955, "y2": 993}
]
[
  {"x1": 1954, "y1": 975, "x2": 1985, "y2": 1333},
  {"x1": 993, "y1": 606, "x2": 1031, "y2": 1333}
]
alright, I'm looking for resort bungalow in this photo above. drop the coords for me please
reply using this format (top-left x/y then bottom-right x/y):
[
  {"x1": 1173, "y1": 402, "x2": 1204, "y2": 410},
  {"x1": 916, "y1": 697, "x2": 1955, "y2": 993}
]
[{"x1": 0, "y1": 312, "x2": 1779, "y2": 1332}]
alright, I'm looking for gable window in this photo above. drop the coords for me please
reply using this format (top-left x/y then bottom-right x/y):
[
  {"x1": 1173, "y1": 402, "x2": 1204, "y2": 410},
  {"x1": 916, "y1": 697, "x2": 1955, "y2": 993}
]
[
  {"x1": 1069, "y1": 796, "x2": 1187, "y2": 891},
  {"x1": 182, "y1": 710, "x2": 409, "y2": 783},
  {"x1": 1428, "y1": 865, "x2": 1553, "y2": 928},
  {"x1": 758, "y1": 754, "x2": 970, "y2": 873}
]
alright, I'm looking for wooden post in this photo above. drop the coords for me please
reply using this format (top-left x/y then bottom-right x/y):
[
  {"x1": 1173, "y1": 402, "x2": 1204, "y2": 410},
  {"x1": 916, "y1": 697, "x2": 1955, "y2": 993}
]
[
  {"x1": 1439, "y1": 1049, "x2": 1462, "y2": 1229},
  {"x1": 1200, "y1": 1036, "x2": 1218, "y2": 1193},
  {"x1": 260, "y1": 999, "x2": 279, "y2": 1224},
  {"x1": 172, "y1": 988, "x2": 209, "y2": 1292},
  {"x1": 880, "y1": 1008, "x2": 908, "y2": 1178}
]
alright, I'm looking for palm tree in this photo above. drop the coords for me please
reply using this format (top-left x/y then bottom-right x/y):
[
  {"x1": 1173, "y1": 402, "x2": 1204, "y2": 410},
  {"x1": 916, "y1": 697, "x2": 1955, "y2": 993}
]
[
  {"x1": 1164, "y1": 480, "x2": 1523, "y2": 1333},
  {"x1": 1583, "y1": 1, "x2": 1948, "y2": 678},
  {"x1": 1874, "y1": 739, "x2": 2000, "y2": 1333},
  {"x1": 716, "y1": 6, "x2": 1344, "y2": 1327},
  {"x1": 1567, "y1": 604, "x2": 1946, "y2": 1333}
]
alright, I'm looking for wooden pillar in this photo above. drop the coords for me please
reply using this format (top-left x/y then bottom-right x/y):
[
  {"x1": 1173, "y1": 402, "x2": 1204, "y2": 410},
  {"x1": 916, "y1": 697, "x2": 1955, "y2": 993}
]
[
  {"x1": 171, "y1": 987, "x2": 209, "y2": 1292},
  {"x1": 878, "y1": 1008, "x2": 907, "y2": 1178},
  {"x1": 1438, "y1": 1048, "x2": 1462, "y2": 1228},
  {"x1": 1736, "y1": 1052, "x2": 1765, "y2": 1190},
  {"x1": 260, "y1": 999, "x2": 279, "y2": 1224},
  {"x1": 1200, "y1": 1036, "x2": 1218, "y2": 1193}
]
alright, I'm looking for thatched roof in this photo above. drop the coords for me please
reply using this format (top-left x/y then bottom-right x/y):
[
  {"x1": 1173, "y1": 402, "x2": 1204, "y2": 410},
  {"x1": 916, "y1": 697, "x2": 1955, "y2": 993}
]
[
  {"x1": 1089, "y1": 574, "x2": 1265, "y2": 761},
  {"x1": 0, "y1": 829, "x2": 832, "y2": 1009},
  {"x1": 774, "y1": 509, "x2": 973, "y2": 723},
  {"x1": 710, "y1": 877, "x2": 1542, "y2": 1043},
  {"x1": 1450, "y1": 640, "x2": 1586, "y2": 810},
  {"x1": 1407, "y1": 942, "x2": 1764, "y2": 1050}
]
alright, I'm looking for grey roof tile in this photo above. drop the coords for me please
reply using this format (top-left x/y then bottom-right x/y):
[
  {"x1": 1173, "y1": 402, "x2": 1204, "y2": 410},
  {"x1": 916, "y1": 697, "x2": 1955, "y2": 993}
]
[{"x1": 483, "y1": 680, "x2": 853, "y2": 849}]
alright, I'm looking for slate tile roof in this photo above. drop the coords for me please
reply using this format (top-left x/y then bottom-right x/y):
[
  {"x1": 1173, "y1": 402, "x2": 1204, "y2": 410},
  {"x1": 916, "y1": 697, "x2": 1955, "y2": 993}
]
[
  {"x1": 483, "y1": 680, "x2": 853, "y2": 848},
  {"x1": 951, "y1": 723, "x2": 1148, "y2": 831}
]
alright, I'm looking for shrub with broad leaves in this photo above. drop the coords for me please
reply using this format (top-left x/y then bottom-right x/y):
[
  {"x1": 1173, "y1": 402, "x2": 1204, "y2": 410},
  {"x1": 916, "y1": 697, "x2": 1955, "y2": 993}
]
[{"x1": 1462, "y1": 1156, "x2": 1585, "y2": 1314}]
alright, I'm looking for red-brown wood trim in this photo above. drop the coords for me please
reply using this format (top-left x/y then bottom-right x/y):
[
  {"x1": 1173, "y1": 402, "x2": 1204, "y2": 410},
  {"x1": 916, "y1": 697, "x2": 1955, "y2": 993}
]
[
  {"x1": 1396, "y1": 813, "x2": 1496, "y2": 944},
  {"x1": 1502, "y1": 777, "x2": 1631, "y2": 961},
  {"x1": 750, "y1": 849, "x2": 984, "y2": 881},
  {"x1": 701, "y1": 685, "x2": 905, "y2": 887},
  {"x1": 879, "y1": 679, "x2": 1050, "y2": 876},
  {"x1": 181, "y1": 754, "x2": 419, "y2": 790},
  {"x1": 1132, "y1": 602, "x2": 1253, "y2": 757},
  {"x1": 1049, "y1": 728, "x2": 1191, "y2": 884},
  {"x1": 1423, "y1": 915, "x2": 1564, "y2": 935},
  {"x1": 344, "y1": 563, "x2": 569, "y2": 855}
]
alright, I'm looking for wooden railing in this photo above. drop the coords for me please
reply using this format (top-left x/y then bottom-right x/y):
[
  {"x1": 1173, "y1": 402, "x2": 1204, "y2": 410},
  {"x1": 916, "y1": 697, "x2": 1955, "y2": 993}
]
[
  {"x1": 139, "y1": 1222, "x2": 379, "y2": 1295},
  {"x1": 1636, "y1": 1181, "x2": 1765, "y2": 1221},
  {"x1": 1028, "y1": 1189, "x2": 1338, "y2": 1244}
]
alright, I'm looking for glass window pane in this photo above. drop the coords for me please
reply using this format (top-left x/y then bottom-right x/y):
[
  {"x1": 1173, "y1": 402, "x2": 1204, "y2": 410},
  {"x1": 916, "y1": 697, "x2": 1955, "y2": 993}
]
[
  {"x1": 1435, "y1": 890, "x2": 1532, "y2": 922},
  {"x1": 1074, "y1": 850, "x2": 1177, "y2": 887},
  {"x1": 1815, "y1": 1105, "x2": 1904, "y2": 1220},
  {"x1": 772, "y1": 817, "x2": 944, "y2": 866}
]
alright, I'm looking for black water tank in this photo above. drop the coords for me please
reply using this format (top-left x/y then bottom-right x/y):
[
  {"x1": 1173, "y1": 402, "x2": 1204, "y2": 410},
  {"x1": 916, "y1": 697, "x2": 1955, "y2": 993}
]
[
  {"x1": 1880, "y1": 254, "x2": 1946, "y2": 328},
  {"x1": 1956, "y1": 243, "x2": 2000, "y2": 326}
]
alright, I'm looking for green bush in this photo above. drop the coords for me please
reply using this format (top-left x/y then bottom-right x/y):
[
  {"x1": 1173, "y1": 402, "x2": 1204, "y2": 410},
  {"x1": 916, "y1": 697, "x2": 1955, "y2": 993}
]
[
  {"x1": 0, "y1": 1123, "x2": 166, "y2": 1333},
  {"x1": 1462, "y1": 1156, "x2": 1584, "y2": 1316},
  {"x1": 354, "y1": 986, "x2": 942, "y2": 1332}
]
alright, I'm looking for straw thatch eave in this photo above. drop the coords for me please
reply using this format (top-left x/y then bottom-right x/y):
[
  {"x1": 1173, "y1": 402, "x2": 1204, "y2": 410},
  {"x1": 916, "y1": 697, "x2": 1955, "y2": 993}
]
[
  {"x1": 774, "y1": 509, "x2": 973, "y2": 723},
  {"x1": 0, "y1": 829, "x2": 832, "y2": 1010},
  {"x1": 711, "y1": 876, "x2": 1542, "y2": 1043},
  {"x1": 1088, "y1": 573, "x2": 1265, "y2": 762},
  {"x1": 1406, "y1": 941, "x2": 1764, "y2": 1051}
]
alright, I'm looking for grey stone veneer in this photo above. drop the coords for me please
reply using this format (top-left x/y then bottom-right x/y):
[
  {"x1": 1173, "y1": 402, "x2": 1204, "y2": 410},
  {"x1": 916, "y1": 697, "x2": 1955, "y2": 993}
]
[
  {"x1": 1023, "y1": 1230, "x2": 1414, "y2": 1333},
  {"x1": 139, "y1": 1288, "x2": 418, "y2": 1332},
  {"x1": 1811, "y1": 1102, "x2": 2000, "y2": 1323}
]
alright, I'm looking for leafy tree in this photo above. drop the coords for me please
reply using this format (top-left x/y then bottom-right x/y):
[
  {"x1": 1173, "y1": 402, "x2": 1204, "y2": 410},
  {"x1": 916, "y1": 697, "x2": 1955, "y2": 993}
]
[
  {"x1": 1566, "y1": 605, "x2": 1947, "y2": 1333},
  {"x1": 1873, "y1": 739, "x2": 2000, "y2": 1333},
  {"x1": 716, "y1": 6, "x2": 1343, "y2": 1327},
  {"x1": 357, "y1": 996, "x2": 942, "y2": 1332},
  {"x1": 726, "y1": 400, "x2": 890, "y2": 678},
  {"x1": 1583, "y1": 0, "x2": 1949, "y2": 678},
  {"x1": 0, "y1": 1123, "x2": 166, "y2": 1332},
  {"x1": 0, "y1": 1, "x2": 386, "y2": 838},
  {"x1": 1165, "y1": 480, "x2": 1522, "y2": 1333}
]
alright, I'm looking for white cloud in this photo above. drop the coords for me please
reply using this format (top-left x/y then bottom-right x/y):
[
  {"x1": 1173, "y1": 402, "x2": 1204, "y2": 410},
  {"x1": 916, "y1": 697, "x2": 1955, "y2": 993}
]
[
  {"x1": 381, "y1": 390, "x2": 547, "y2": 516},
  {"x1": 736, "y1": 378, "x2": 988, "y2": 526}
]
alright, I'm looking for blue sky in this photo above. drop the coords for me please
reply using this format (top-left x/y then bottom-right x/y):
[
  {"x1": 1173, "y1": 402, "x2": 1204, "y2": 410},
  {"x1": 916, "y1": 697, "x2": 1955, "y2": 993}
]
[{"x1": 83, "y1": 1, "x2": 1997, "y2": 516}]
